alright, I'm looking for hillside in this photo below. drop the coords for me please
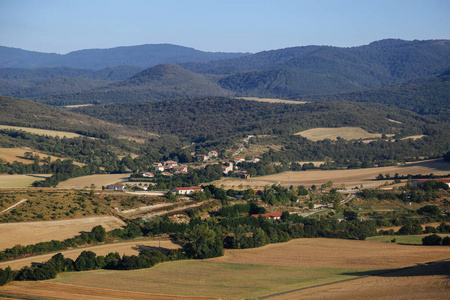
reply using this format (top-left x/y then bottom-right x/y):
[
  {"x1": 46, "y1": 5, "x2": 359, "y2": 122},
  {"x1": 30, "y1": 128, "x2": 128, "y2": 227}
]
[
  {"x1": 73, "y1": 97, "x2": 434, "y2": 140},
  {"x1": 183, "y1": 39, "x2": 450, "y2": 97},
  {"x1": 0, "y1": 44, "x2": 249, "y2": 69},
  {"x1": 38, "y1": 64, "x2": 233, "y2": 105},
  {"x1": 0, "y1": 96, "x2": 152, "y2": 139},
  {"x1": 295, "y1": 71, "x2": 450, "y2": 116}
]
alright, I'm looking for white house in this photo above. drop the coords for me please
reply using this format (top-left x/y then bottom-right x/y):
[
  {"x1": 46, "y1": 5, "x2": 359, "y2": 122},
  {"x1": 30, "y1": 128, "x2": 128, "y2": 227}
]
[
  {"x1": 106, "y1": 184, "x2": 125, "y2": 191},
  {"x1": 172, "y1": 187, "x2": 204, "y2": 195}
]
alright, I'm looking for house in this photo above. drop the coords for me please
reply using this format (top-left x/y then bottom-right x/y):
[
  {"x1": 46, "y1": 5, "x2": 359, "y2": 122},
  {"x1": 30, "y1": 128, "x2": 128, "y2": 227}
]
[
  {"x1": 235, "y1": 170, "x2": 250, "y2": 179},
  {"x1": 246, "y1": 158, "x2": 260, "y2": 164},
  {"x1": 196, "y1": 154, "x2": 208, "y2": 162},
  {"x1": 412, "y1": 179, "x2": 450, "y2": 188},
  {"x1": 208, "y1": 151, "x2": 218, "y2": 158},
  {"x1": 164, "y1": 160, "x2": 178, "y2": 167},
  {"x1": 222, "y1": 162, "x2": 233, "y2": 174},
  {"x1": 106, "y1": 184, "x2": 125, "y2": 191},
  {"x1": 173, "y1": 165, "x2": 188, "y2": 174},
  {"x1": 251, "y1": 212, "x2": 282, "y2": 221},
  {"x1": 162, "y1": 171, "x2": 173, "y2": 176},
  {"x1": 141, "y1": 172, "x2": 154, "y2": 178},
  {"x1": 233, "y1": 158, "x2": 245, "y2": 165},
  {"x1": 172, "y1": 187, "x2": 204, "y2": 195}
]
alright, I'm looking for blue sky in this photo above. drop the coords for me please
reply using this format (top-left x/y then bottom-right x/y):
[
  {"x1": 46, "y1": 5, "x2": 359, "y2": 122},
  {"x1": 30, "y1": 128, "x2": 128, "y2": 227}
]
[{"x1": 0, "y1": 0, "x2": 449, "y2": 54}]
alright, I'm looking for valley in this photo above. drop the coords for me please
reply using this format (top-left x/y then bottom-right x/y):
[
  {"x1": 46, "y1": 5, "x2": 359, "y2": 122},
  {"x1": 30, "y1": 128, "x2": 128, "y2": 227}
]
[{"x1": 0, "y1": 39, "x2": 449, "y2": 299}]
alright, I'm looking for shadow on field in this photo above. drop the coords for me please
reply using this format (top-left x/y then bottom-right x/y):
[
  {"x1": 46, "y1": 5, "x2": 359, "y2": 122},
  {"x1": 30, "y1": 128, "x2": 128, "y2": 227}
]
[
  {"x1": 341, "y1": 260, "x2": 450, "y2": 278},
  {"x1": 132, "y1": 244, "x2": 173, "y2": 255}
]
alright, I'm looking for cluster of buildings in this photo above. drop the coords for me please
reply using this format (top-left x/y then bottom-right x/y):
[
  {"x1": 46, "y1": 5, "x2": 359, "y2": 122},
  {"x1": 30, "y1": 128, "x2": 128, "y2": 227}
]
[{"x1": 195, "y1": 151, "x2": 218, "y2": 162}]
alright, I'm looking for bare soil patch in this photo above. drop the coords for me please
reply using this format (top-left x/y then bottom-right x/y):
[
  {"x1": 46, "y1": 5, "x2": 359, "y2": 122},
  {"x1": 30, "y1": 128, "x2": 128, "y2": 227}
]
[
  {"x1": 294, "y1": 127, "x2": 384, "y2": 141},
  {"x1": 401, "y1": 135, "x2": 427, "y2": 140},
  {"x1": 57, "y1": 174, "x2": 131, "y2": 189},
  {"x1": 212, "y1": 159, "x2": 450, "y2": 189},
  {"x1": 0, "y1": 216, "x2": 126, "y2": 251},
  {"x1": 0, "y1": 125, "x2": 82, "y2": 138}
]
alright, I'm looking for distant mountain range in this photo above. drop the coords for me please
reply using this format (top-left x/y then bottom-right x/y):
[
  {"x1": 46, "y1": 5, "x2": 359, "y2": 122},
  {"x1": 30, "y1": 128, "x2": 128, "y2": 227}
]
[
  {"x1": 0, "y1": 44, "x2": 249, "y2": 69},
  {"x1": 0, "y1": 39, "x2": 449, "y2": 105}
]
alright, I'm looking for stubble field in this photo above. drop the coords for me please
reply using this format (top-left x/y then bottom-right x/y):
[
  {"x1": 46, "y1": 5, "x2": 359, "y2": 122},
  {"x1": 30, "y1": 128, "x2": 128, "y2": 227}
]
[
  {"x1": 213, "y1": 159, "x2": 450, "y2": 189},
  {"x1": 0, "y1": 125, "x2": 82, "y2": 138},
  {"x1": 1, "y1": 238, "x2": 448, "y2": 299},
  {"x1": 0, "y1": 216, "x2": 126, "y2": 250},
  {"x1": 0, "y1": 174, "x2": 52, "y2": 188},
  {"x1": 56, "y1": 173, "x2": 131, "y2": 189}
]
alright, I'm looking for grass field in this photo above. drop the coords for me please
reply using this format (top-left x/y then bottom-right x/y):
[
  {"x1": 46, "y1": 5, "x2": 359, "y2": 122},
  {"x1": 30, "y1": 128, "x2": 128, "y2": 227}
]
[
  {"x1": 367, "y1": 234, "x2": 450, "y2": 245},
  {"x1": 0, "y1": 216, "x2": 126, "y2": 251},
  {"x1": 211, "y1": 159, "x2": 450, "y2": 190},
  {"x1": 294, "y1": 127, "x2": 384, "y2": 141},
  {"x1": 2, "y1": 238, "x2": 449, "y2": 299},
  {"x1": 0, "y1": 125, "x2": 82, "y2": 138},
  {"x1": 0, "y1": 174, "x2": 52, "y2": 188},
  {"x1": 57, "y1": 173, "x2": 131, "y2": 189}
]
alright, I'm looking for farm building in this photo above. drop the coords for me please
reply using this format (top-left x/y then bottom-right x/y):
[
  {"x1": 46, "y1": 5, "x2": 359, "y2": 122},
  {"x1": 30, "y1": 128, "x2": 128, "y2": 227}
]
[
  {"x1": 172, "y1": 187, "x2": 204, "y2": 195},
  {"x1": 251, "y1": 212, "x2": 282, "y2": 221},
  {"x1": 141, "y1": 172, "x2": 154, "y2": 178},
  {"x1": 411, "y1": 179, "x2": 450, "y2": 188},
  {"x1": 106, "y1": 184, "x2": 125, "y2": 191}
]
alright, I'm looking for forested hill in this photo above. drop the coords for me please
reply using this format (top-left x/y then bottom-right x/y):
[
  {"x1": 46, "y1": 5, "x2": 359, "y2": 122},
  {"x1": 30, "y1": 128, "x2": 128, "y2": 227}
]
[
  {"x1": 38, "y1": 64, "x2": 233, "y2": 105},
  {"x1": 0, "y1": 44, "x2": 249, "y2": 69},
  {"x1": 73, "y1": 97, "x2": 435, "y2": 141},
  {"x1": 294, "y1": 71, "x2": 450, "y2": 117},
  {"x1": 182, "y1": 39, "x2": 450, "y2": 97},
  {"x1": 0, "y1": 96, "x2": 153, "y2": 139}
]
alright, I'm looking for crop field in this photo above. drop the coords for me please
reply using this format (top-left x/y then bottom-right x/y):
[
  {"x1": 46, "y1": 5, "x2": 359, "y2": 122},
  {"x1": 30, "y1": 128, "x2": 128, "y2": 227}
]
[
  {"x1": 56, "y1": 173, "x2": 131, "y2": 189},
  {"x1": 0, "y1": 174, "x2": 51, "y2": 188},
  {"x1": 238, "y1": 97, "x2": 307, "y2": 105},
  {"x1": 212, "y1": 159, "x2": 450, "y2": 190},
  {"x1": 294, "y1": 127, "x2": 385, "y2": 141},
  {"x1": 1, "y1": 238, "x2": 449, "y2": 299},
  {"x1": 0, "y1": 148, "x2": 84, "y2": 166},
  {"x1": 0, "y1": 216, "x2": 125, "y2": 251},
  {"x1": 0, "y1": 125, "x2": 82, "y2": 138},
  {"x1": 0, "y1": 238, "x2": 180, "y2": 270}
]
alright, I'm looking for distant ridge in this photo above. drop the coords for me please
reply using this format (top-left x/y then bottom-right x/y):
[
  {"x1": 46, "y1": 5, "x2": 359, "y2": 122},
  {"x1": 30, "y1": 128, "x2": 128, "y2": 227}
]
[{"x1": 0, "y1": 44, "x2": 250, "y2": 69}]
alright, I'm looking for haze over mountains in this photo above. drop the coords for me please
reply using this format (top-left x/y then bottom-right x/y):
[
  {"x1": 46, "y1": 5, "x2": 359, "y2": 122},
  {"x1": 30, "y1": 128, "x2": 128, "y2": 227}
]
[{"x1": 0, "y1": 39, "x2": 449, "y2": 108}]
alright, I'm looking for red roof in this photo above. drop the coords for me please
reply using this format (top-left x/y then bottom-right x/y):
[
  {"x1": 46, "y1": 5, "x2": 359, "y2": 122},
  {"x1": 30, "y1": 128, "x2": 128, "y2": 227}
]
[{"x1": 417, "y1": 179, "x2": 450, "y2": 183}]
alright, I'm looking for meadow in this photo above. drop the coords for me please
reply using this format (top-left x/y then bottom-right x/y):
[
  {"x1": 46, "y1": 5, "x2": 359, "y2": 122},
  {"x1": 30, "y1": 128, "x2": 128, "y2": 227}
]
[
  {"x1": 0, "y1": 174, "x2": 52, "y2": 188},
  {"x1": 0, "y1": 125, "x2": 82, "y2": 138}
]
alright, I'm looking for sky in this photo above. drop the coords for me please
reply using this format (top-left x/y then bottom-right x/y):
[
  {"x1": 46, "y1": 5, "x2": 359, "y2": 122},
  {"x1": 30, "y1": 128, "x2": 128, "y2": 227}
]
[{"x1": 0, "y1": 0, "x2": 449, "y2": 54}]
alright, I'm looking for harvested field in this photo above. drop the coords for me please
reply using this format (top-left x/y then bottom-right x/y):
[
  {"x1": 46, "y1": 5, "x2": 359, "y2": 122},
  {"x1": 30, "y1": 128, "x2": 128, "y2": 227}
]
[
  {"x1": 237, "y1": 97, "x2": 307, "y2": 105},
  {"x1": 0, "y1": 174, "x2": 51, "y2": 188},
  {"x1": 0, "y1": 216, "x2": 126, "y2": 250},
  {"x1": 294, "y1": 127, "x2": 385, "y2": 141},
  {"x1": 0, "y1": 125, "x2": 82, "y2": 138},
  {"x1": 57, "y1": 173, "x2": 131, "y2": 189},
  {"x1": 2, "y1": 238, "x2": 449, "y2": 299},
  {"x1": 212, "y1": 159, "x2": 450, "y2": 189},
  {"x1": 0, "y1": 239, "x2": 180, "y2": 270},
  {"x1": 0, "y1": 148, "x2": 84, "y2": 166}
]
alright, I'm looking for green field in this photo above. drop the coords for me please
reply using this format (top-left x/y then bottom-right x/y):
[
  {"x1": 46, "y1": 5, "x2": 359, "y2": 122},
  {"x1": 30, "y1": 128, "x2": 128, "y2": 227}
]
[
  {"x1": 367, "y1": 234, "x2": 450, "y2": 245},
  {"x1": 52, "y1": 260, "x2": 367, "y2": 299}
]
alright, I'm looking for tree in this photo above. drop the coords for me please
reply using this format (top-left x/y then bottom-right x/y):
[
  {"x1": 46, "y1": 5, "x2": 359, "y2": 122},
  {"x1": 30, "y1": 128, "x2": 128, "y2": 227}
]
[
  {"x1": 183, "y1": 224, "x2": 223, "y2": 259},
  {"x1": 343, "y1": 209, "x2": 358, "y2": 221},
  {"x1": 91, "y1": 225, "x2": 106, "y2": 243},
  {"x1": 422, "y1": 234, "x2": 442, "y2": 245}
]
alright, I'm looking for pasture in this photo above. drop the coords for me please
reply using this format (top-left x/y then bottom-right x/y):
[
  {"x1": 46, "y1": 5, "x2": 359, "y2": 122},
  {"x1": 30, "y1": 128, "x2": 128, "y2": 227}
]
[
  {"x1": 56, "y1": 173, "x2": 131, "y2": 189},
  {"x1": 0, "y1": 125, "x2": 82, "y2": 138},
  {"x1": 0, "y1": 174, "x2": 51, "y2": 188},
  {"x1": 367, "y1": 234, "x2": 450, "y2": 245},
  {"x1": 212, "y1": 159, "x2": 450, "y2": 189},
  {"x1": 2, "y1": 238, "x2": 449, "y2": 299},
  {"x1": 294, "y1": 127, "x2": 384, "y2": 141}
]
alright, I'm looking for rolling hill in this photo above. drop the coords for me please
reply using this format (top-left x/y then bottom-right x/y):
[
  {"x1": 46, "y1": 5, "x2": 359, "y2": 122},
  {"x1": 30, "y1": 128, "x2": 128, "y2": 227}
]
[{"x1": 38, "y1": 64, "x2": 233, "y2": 105}]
